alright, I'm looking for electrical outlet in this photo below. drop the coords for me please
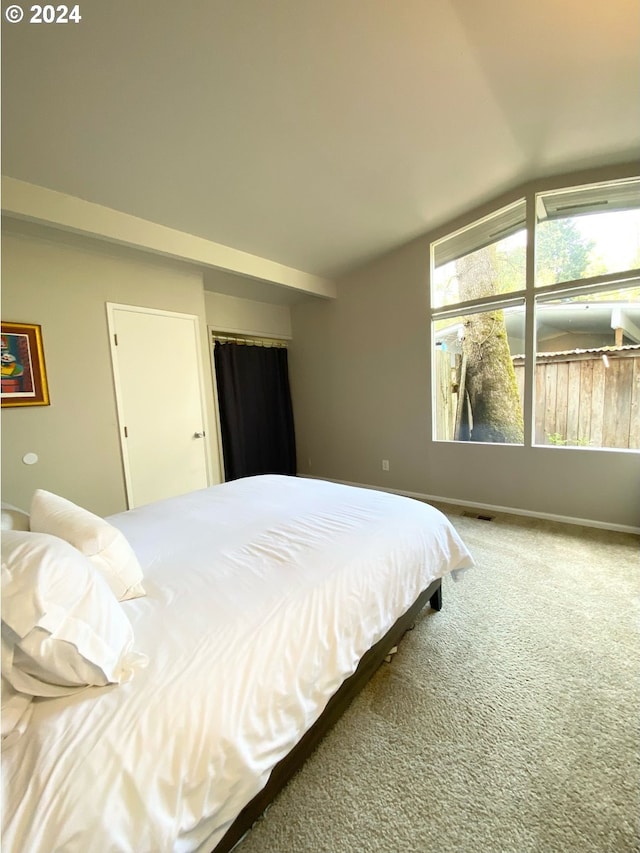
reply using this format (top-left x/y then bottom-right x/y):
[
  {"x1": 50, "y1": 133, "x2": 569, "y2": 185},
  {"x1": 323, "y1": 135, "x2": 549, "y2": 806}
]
[{"x1": 382, "y1": 459, "x2": 390, "y2": 471}]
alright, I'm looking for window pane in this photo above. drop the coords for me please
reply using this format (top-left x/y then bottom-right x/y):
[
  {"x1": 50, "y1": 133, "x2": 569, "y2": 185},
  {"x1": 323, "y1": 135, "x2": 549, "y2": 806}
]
[
  {"x1": 433, "y1": 306, "x2": 525, "y2": 443},
  {"x1": 432, "y1": 200, "x2": 526, "y2": 308},
  {"x1": 535, "y1": 179, "x2": 640, "y2": 287},
  {"x1": 534, "y1": 287, "x2": 640, "y2": 449}
]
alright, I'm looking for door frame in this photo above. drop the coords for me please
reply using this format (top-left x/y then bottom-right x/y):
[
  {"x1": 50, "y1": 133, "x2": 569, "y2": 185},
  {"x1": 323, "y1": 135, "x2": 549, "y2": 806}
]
[
  {"x1": 208, "y1": 329, "x2": 228, "y2": 483},
  {"x1": 107, "y1": 303, "x2": 214, "y2": 508}
]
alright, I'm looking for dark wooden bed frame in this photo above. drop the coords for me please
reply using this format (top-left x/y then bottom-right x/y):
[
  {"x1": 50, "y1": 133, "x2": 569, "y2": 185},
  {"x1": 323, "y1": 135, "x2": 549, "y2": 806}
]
[{"x1": 213, "y1": 577, "x2": 442, "y2": 852}]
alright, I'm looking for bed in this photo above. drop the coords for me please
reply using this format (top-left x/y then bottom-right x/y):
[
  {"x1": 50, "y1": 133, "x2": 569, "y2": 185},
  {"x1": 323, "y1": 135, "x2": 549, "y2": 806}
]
[{"x1": 1, "y1": 475, "x2": 473, "y2": 853}]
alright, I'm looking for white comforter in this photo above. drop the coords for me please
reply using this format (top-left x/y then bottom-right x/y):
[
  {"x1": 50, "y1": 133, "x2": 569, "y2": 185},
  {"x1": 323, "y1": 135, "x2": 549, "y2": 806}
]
[{"x1": 1, "y1": 476, "x2": 473, "y2": 853}]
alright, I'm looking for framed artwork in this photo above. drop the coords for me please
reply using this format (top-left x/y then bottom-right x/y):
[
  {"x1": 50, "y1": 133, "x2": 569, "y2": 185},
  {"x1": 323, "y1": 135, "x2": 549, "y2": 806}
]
[{"x1": 1, "y1": 322, "x2": 50, "y2": 407}]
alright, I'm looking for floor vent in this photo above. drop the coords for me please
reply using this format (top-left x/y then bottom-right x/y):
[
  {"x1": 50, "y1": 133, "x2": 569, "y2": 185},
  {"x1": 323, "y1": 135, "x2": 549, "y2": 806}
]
[{"x1": 462, "y1": 511, "x2": 495, "y2": 522}]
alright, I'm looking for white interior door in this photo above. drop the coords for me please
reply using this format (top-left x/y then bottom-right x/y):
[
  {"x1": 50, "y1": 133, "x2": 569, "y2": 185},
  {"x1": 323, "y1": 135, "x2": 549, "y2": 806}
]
[{"x1": 108, "y1": 304, "x2": 211, "y2": 508}]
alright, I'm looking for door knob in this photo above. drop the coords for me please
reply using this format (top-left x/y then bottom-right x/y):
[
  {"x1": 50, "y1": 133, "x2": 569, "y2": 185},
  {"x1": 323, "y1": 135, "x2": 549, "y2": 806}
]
[{"x1": 193, "y1": 431, "x2": 205, "y2": 438}]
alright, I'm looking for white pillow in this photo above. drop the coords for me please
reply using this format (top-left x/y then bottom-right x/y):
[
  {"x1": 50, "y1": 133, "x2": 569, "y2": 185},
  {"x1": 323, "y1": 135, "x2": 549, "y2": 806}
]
[
  {"x1": 1, "y1": 530, "x2": 147, "y2": 699},
  {"x1": 30, "y1": 489, "x2": 145, "y2": 601},
  {"x1": 1, "y1": 502, "x2": 30, "y2": 532}
]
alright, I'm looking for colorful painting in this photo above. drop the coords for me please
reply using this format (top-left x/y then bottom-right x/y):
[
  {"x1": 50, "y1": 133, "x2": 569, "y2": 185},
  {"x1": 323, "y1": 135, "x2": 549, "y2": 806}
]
[{"x1": 1, "y1": 322, "x2": 50, "y2": 407}]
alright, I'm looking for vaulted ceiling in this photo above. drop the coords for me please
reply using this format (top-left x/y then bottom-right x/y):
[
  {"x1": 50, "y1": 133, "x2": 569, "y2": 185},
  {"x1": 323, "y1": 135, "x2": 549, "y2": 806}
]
[{"x1": 2, "y1": 0, "x2": 639, "y2": 287}]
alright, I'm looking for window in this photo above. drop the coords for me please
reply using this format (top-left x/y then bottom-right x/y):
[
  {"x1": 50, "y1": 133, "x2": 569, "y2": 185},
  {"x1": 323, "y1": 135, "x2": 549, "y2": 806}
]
[
  {"x1": 434, "y1": 305, "x2": 525, "y2": 442},
  {"x1": 432, "y1": 199, "x2": 526, "y2": 308},
  {"x1": 432, "y1": 200, "x2": 526, "y2": 443},
  {"x1": 430, "y1": 177, "x2": 640, "y2": 450},
  {"x1": 535, "y1": 180, "x2": 640, "y2": 286},
  {"x1": 534, "y1": 287, "x2": 640, "y2": 449}
]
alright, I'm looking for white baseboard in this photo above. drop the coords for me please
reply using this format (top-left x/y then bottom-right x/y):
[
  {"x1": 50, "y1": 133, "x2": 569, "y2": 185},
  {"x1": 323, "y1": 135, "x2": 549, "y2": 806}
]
[{"x1": 305, "y1": 475, "x2": 640, "y2": 536}]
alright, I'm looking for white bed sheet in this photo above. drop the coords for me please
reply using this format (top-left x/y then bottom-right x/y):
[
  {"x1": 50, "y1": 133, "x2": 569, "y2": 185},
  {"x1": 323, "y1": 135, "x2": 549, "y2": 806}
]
[{"x1": 1, "y1": 475, "x2": 473, "y2": 853}]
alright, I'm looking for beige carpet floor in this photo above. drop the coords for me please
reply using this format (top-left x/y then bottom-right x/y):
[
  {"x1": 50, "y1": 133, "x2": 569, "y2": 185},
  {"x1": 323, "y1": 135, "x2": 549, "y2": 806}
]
[{"x1": 235, "y1": 508, "x2": 640, "y2": 853}]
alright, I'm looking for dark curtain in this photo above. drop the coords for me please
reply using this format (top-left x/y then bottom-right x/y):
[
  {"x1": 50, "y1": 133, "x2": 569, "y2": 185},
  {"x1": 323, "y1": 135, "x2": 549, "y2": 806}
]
[{"x1": 214, "y1": 342, "x2": 297, "y2": 481}]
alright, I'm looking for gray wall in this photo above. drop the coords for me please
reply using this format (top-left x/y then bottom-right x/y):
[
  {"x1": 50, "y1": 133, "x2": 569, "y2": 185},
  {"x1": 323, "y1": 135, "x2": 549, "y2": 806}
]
[
  {"x1": 290, "y1": 236, "x2": 433, "y2": 490},
  {"x1": 1, "y1": 223, "x2": 298, "y2": 516},
  {"x1": 204, "y1": 288, "x2": 292, "y2": 339},
  {"x1": 289, "y1": 170, "x2": 640, "y2": 531},
  {"x1": 1, "y1": 223, "x2": 217, "y2": 516}
]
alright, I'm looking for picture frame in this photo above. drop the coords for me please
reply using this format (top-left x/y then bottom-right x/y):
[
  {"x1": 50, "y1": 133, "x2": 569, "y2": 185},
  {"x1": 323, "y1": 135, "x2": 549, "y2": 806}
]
[{"x1": 1, "y1": 322, "x2": 50, "y2": 407}]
